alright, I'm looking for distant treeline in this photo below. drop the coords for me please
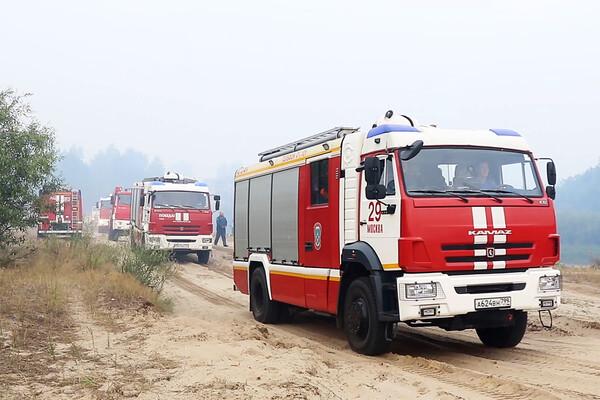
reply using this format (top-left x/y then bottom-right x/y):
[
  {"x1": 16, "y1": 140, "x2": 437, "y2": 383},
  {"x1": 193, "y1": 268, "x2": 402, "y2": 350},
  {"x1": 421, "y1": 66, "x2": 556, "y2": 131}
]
[
  {"x1": 556, "y1": 162, "x2": 600, "y2": 264},
  {"x1": 57, "y1": 147, "x2": 236, "y2": 233}
]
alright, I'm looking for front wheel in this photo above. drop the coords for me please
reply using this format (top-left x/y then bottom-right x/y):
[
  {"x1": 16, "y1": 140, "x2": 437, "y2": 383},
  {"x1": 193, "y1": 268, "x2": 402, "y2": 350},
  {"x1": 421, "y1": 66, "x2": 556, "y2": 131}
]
[
  {"x1": 343, "y1": 277, "x2": 390, "y2": 355},
  {"x1": 196, "y1": 250, "x2": 210, "y2": 265},
  {"x1": 476, "y1": 310, "x2": 527, "y2": 348}
]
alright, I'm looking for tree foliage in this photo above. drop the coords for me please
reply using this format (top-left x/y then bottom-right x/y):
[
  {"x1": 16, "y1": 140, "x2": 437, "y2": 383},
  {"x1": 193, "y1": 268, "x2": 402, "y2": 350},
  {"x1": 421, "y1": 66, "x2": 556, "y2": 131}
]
[{"x1": 0, "y1": 90, "x2": 61, "y2": 251}]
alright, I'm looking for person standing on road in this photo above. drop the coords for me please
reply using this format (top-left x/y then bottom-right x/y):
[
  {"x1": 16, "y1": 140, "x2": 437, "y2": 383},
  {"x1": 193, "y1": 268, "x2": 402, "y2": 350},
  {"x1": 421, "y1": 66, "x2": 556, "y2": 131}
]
[{"x1": 214, "y1": 211, "x2": 228, "y2": 247}]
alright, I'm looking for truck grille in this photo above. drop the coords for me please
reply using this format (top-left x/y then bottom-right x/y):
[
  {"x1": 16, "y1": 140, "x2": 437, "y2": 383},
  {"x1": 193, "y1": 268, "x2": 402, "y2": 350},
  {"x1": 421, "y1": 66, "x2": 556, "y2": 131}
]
[
  {"x1": 163, "y1": 225, "x2": 201, "y2": 235},
  {"x1": 442, "y1": 242, "x2": 533, "y2": 265},
  {"x1": 454, "y1": 282, "x2": 526, "y2": 294}
]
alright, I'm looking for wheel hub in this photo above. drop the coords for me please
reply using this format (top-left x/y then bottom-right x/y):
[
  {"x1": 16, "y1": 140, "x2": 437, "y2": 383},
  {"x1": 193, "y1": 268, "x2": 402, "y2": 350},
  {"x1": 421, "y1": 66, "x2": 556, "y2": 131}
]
[{"x1": 347, "y1": 298, "x2": 367, "y2": 335}]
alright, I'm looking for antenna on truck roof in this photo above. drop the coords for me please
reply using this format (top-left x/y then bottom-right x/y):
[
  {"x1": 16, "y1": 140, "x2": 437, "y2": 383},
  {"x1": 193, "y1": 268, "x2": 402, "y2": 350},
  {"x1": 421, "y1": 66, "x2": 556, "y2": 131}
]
[{"x1": 258, "y1": 126, "x2": 359, "y2": 162}]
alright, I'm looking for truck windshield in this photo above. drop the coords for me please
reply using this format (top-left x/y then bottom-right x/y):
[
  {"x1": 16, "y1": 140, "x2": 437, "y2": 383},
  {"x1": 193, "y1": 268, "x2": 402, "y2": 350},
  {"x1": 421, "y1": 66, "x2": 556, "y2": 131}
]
[
  {"x1": 117, "y1": 193, "x2": 131, "y2": 205},
  {"x1": 401, "y1": 147, "x2": 543, "y2": 198},
  {"x1": 152, "y1": 191, "x2": 209, "y2": 210},
  {"x1": 100, "y1": 200, "x2": 112, "y2": 209}
]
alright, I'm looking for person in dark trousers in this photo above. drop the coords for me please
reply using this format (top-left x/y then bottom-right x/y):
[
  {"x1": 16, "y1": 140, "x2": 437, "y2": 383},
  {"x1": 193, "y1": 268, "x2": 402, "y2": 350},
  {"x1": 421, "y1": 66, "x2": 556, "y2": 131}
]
[{"x1": 214, "y1": 211, "x2": 228, "y2": 247}]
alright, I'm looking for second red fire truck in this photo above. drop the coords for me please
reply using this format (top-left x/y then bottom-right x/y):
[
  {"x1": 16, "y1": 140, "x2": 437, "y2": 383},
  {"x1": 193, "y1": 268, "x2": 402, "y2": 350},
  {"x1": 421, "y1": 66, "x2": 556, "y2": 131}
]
[
  {"x1": 130, "y1": 172, "x2": 220, "y2": 264},
  {"x1": 233, "y1": 111, "x2": 561, "y2": 355}
]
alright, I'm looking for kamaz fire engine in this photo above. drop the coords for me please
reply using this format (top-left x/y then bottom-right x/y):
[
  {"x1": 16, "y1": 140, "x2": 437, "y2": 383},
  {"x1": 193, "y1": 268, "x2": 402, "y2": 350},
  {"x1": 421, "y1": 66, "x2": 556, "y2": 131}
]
[
  {"x1": 130, "y1": 172, "x2": 220, "y2": 264},
  {"x1": 233, "y1": 111, "x2": 561, "y2": 355},
  {"x1": 96, "y1": 196, "x2": 111, "y2": 233},
  {"x1": 38, "y1": 190, "x2": 84, "y2": 237},
  {"x1": 108, "y1": 186, "x2": 132, "y2": 241}
]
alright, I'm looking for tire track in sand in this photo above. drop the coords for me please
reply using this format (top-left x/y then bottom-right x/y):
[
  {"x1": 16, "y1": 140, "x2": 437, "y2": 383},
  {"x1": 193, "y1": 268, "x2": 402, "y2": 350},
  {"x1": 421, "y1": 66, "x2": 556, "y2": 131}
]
[{"x1": 171, "y1": 272, "x2": 561, "y2": 400}]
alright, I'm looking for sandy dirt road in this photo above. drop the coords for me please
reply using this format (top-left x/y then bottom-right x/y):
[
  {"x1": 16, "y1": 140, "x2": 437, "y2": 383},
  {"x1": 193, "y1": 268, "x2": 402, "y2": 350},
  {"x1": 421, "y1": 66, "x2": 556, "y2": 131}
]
[{"x1": 122, "y1": 246, "x2": 600, "y2": 400}]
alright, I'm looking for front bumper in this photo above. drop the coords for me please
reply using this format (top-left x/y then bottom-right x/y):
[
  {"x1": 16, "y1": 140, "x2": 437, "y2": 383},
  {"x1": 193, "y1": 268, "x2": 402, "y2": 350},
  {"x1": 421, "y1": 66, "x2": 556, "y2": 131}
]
[
  {"x1": 112, "y1": 219, "x2": 131, "y2": 231},
  {"x1": 144, "y1": 233, "x2": 213, "y2": 252},
  {"x1": 98, "y1": 219, "x2": 109, "y2": 227},
  {"x1": 397, "y1": 267, "x2": 561, "y2": 321}
]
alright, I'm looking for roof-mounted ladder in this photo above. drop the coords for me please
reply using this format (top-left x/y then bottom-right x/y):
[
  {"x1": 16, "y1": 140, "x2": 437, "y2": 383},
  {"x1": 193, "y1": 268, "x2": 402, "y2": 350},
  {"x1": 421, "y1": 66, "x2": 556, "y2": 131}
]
[{"x1": 258, "y1": 126, "x2": 359, "y2": 162}]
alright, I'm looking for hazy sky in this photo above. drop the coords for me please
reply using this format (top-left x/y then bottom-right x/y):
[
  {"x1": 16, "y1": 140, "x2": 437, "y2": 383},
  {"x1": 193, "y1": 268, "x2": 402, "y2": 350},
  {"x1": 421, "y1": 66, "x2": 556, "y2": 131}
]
[{"x1": 2, "y1": 0, "x2": 599, "y2": 180}]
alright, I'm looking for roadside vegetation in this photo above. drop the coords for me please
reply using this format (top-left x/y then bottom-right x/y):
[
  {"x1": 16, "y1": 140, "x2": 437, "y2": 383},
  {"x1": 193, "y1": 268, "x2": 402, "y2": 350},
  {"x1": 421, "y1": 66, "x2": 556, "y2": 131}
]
[
  {"x1": 0, "y1": 237, "x2": 175, "y2": 396},
  {"x1": 559, "y1": 258, "x2": 600, "y2": 286}
]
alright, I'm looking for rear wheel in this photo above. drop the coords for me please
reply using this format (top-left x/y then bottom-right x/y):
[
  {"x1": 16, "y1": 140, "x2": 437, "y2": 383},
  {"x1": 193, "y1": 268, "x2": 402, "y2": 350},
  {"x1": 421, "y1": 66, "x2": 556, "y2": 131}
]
[
  {"x1": 476, "y1": 310, "x2": 528, "y2": 348},
  {"x1": 343, "y1": 277, "x2": 390, "y2": 355},
  {"x1": 250, "y1": 268, "x2": 281, "y2": 324},
  {"x1": 108, "y1": 229, "x2": 116, "y2": 241},
  {"x1": 196, "y1": 250, "x2": 210, "y2": 265}
]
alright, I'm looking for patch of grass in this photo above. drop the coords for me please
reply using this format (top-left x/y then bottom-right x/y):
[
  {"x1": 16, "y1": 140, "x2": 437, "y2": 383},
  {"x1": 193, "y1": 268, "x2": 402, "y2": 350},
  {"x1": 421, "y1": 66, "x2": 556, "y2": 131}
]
[
  {"x1": 0, "y1": 238, "x2": 175, "y2": 389},
  {"x1": 119, "y1": 247, "x2": 174, "y2": 293}
]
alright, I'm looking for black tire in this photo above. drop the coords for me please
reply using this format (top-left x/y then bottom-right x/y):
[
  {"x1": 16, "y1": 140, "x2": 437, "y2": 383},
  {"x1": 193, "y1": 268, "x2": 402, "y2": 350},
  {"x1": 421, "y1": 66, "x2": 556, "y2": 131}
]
[
  {"x1": 476, "y1": 310, "x2": 528, "y2": 348},
  {"x1": 108, "y1": 229, "x2": 116, "y2": 241},
  {"x1": 343, "y1": 277, "x2": 390, "y2": 355},
  {"x1": 197, "y1": 250, "x2": 210, "y2": 265},
  {"x1": 250, "y1": 268, "x2": 281, "y2": 324}
]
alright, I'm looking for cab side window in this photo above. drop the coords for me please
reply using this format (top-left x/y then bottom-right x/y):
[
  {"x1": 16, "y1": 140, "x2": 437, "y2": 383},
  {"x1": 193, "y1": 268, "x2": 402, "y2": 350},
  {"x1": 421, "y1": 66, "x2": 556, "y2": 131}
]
[
  {"x1": 310, "y1": 159, "x2": 329, "y2": 205},
  {"x1": 378, "y1": 157, "x2": 396, "y2": 195}
]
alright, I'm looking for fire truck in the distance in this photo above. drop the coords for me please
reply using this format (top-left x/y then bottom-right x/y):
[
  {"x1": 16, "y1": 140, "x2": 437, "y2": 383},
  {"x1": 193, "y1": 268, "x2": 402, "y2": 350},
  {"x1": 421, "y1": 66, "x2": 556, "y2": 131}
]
[
  {"x1": 108, "y1": 186, "x2": 132, "y2": 241},
  {"x1": 233, "y1": 110, "x2": 561, "y2": 355},
  {"x1": 96, "y1": 196, "x2": 112, "y2": 233},
  {"x1": 38, "y1": 190, "x2": 84, "y2": 238},
  {"x1": 130, "y1": 172, "x2": 220, "y2": 264}
]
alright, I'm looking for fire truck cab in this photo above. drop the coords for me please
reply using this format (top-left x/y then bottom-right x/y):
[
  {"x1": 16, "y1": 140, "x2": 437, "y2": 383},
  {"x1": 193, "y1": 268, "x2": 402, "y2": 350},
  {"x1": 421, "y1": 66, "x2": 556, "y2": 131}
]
[
  {"x1": 108, "y1": 186, "x2": 132, "y2": 241},
  {"x1": 233, "y1": 111, "x2": 561, "y2": 355},
  {"x1": 130, "y1": 172, "x2": 220, "y2": 264}
]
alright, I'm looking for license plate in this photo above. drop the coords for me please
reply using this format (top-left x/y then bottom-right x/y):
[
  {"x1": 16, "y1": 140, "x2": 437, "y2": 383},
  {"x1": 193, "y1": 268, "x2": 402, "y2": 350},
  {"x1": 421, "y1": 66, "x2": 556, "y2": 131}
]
[
  {"x1": 173, "y1": 243, "x2": 189, "y2": 249},
  {"x1": 475, "y1": 297, "x2": 511, "y2": 310}
]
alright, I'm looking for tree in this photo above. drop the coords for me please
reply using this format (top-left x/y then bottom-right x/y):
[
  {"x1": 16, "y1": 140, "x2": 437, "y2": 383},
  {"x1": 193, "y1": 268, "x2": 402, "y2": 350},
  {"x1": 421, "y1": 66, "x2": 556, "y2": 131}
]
[{"x1": 0, "y1": 89, "x2": 60, "y2": 254}]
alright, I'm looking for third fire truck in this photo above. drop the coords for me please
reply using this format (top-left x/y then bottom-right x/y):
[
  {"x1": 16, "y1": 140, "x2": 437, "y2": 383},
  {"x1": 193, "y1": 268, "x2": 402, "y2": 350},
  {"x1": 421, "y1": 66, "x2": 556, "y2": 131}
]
[
  {"x1": 233, "y1": 111, "x2": 561, "y2": 355},
  {"x1": 108, "y1": 186, "x2": 132, "y2": 241},
  {"x1": 96, "y1": 196, "x2": 111, "y2": 234},
  {"x1": 130, "y1": 172, "x2": 220, "y2": 264}
]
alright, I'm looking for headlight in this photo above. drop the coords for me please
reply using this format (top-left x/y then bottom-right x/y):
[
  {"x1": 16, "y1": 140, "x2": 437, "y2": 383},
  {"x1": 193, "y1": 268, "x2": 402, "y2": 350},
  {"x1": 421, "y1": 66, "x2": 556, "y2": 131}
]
[
  {"x1": 539, "y1": 275, "x2": 561, "y2": 291},
  {"x1": 202, "y1": 238, "x2": 212, "y2": 243},
  {"x1": 405, "y1": 283, "x2": 437, "y2": 299}
]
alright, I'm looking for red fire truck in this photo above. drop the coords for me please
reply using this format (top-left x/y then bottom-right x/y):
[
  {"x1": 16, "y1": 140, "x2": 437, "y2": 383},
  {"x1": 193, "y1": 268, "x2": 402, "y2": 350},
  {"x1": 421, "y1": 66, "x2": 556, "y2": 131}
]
[
  {"x1": 96, "y1": 196, "x2": 111, "y2": 233},
  {"x1": 130, "y1": 172, "x2": 220, "y2": 264},
  {"x1": 108, "y1": 186, "x2": 132, "y2": 241},
  {"x1": 38, "y1": 190, "x2": 84, "y2": 237},
  {"x1": 233, "y1": 111, "x2": 561, "y2": 355}
]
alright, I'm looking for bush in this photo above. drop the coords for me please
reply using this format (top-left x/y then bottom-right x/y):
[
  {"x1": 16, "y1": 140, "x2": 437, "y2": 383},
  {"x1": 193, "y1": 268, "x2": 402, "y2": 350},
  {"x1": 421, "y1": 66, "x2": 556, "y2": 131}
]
[{"x1": 119, "y1": 248, "x2": 175, "y2": 293}]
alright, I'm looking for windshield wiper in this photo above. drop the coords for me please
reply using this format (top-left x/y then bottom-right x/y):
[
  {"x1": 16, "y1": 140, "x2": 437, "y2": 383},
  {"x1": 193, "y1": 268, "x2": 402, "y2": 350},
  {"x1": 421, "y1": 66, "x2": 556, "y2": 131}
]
[
  {"x1": 408, "y1": 189, "x2": 469, "y2": 202},
  {"x1": 481, "y1": 189, "x2": 534, "y2": 204},
  {"x1": 448, "y1": 189, "x2": 503, "y2": 203}
]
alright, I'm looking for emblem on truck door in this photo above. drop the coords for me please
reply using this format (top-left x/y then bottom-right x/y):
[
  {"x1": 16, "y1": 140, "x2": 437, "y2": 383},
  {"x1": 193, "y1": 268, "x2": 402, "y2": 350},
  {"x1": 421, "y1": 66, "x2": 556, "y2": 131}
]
[
  {"x1": 486, "y1": 247, "x2": 495, "y2": 258},
  {"x1": 313, "y1": 223, "x2": 322, "y2": 250}
]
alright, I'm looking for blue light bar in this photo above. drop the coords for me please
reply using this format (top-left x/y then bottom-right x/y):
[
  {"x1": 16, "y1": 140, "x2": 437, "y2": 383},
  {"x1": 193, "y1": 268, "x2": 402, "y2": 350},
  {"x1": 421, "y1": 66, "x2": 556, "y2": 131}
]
[
  {"x1": 195, "y1": 182, "x2": 208, "y2": 186},
  {"x1": 490, "y1": 128, "x2": 521, "y2": 137},
  {"x1": 367, "y1": 124, "x2": 420, "y2": 138},
  {"x1": 149, "y1": 181, "x2": 165, "y2": 185}
]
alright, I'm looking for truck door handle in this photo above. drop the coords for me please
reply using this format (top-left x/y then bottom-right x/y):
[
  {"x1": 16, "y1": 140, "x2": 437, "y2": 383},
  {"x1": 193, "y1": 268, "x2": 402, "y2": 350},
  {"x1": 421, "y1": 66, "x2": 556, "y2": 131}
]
[
  {"x1": 360, "y1": 221, "x2": 367, "y2": 226},
  {"x1": 305, "y1": 241, "x2": 313, "y2": 251}
]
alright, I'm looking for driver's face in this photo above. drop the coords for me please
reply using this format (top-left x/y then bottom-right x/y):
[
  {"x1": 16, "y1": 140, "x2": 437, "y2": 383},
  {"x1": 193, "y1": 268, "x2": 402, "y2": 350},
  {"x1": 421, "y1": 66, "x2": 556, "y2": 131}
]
[{"x1": 478, "y1": 162, "x2": 490, "y2": 178}]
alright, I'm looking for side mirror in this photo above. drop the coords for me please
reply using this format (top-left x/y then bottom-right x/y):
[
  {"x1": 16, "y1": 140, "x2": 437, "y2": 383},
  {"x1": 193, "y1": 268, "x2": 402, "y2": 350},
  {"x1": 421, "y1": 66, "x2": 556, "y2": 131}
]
[
  {"x1": 366, "y1": 184, "x2": 387, "y2": 200},
  {"x1": 364, "y1": 157, "x2": 383, "y2": 185},
  {"x1": 400, "y1": 140, "x2": 424, "y2": 161},
  {"x1": 96, "y1": 201, "x2": 100, "y2": 209},
  {"x1": 546, "y1": 185, "x2": 556, "y2": 200},
  {"x1": 140, "y1": 196, "x2": 145, "y2": 207},
  {"x1": 213, "y1": 194, "x2": 221, "y2": 211},
  {"x1": 546, "y1": 161, "x2": 557, "y2": 186}
]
